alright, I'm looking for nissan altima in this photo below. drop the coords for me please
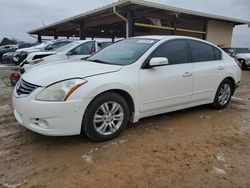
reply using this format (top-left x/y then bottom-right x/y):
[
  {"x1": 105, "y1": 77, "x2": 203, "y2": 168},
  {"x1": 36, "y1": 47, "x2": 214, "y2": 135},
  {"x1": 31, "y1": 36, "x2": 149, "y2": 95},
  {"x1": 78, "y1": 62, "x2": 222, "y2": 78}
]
[{"x1": 13, "y1": 36, "x2": 241, "y2": 141}]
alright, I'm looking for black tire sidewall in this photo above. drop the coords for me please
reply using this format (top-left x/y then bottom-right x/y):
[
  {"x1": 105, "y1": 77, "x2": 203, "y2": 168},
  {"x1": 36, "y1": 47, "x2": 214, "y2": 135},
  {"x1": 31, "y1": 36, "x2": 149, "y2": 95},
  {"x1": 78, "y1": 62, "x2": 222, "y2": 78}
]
[
  {"x1": 213, "y1": 79, "x2": 233, "y2": 109},
  {"x1": 82, "y1": 92, "x2": 129, "y2": 142}
]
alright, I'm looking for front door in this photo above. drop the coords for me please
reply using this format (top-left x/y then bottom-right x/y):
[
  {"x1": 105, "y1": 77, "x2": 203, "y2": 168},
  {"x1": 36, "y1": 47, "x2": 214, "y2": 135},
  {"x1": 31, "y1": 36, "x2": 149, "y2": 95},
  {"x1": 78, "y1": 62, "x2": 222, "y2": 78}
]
[{"x1": 140, "y1": 39, "x2": 193, "y2": 113}]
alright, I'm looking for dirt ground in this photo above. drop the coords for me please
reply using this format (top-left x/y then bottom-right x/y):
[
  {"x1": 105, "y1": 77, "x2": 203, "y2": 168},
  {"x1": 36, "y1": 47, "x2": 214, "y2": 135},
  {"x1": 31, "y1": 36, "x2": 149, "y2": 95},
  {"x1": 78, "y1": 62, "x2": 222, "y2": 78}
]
[{"x1": 0, "y1": 69, "x2": 250, "y2": 188}]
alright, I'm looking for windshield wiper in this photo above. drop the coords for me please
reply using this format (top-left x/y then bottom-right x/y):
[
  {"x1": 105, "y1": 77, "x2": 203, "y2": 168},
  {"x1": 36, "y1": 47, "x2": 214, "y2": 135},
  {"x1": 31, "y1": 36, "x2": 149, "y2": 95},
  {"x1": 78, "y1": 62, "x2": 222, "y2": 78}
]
[{"x1": 88, "y1": 59, "x2": 111, "y2": 64}]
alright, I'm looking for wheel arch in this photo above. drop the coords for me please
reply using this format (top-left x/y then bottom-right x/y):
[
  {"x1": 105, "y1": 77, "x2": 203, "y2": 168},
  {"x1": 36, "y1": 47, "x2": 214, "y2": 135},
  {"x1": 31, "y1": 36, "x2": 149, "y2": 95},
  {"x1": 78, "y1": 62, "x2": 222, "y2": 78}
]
[
  {"x1": 223, "y1": 76, "x2": 236, "y2": 94},
  {"x1": 85, "y1": 89, "x2": 136, "y2": 122},
  {"x1": 237, "y1": 58, "x2": 246, "y2": 63}
]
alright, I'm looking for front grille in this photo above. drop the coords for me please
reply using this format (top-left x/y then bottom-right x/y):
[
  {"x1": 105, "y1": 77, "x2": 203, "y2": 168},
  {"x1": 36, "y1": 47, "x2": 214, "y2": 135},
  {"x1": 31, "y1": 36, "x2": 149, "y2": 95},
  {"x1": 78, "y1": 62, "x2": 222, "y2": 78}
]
[{"x1": 16, "y1": 79, "x2": 40, "y2": 96}]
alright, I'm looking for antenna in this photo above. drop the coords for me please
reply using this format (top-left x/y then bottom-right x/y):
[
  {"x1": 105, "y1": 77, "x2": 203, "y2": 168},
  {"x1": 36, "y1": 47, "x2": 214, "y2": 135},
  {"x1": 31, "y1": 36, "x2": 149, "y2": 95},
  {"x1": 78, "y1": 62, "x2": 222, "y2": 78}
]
[{"x1": 42, "y1": 20, "x2": 46, "y2": 26}]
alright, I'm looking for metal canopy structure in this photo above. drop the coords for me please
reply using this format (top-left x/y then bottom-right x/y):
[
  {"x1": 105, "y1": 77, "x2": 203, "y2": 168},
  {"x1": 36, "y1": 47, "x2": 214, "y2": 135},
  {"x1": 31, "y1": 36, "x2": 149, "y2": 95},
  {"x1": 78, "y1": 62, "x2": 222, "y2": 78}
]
[{"x1": 28, "y1": 0, "x2": 249, "y2": 42}]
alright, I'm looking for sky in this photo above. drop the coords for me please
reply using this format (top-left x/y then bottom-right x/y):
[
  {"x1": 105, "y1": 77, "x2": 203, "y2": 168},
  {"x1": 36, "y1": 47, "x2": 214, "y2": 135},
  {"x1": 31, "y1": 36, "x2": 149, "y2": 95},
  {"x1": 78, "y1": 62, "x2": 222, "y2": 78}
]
[{"x1": 0, "y1": 0, "x2": 249, "y2": 47}]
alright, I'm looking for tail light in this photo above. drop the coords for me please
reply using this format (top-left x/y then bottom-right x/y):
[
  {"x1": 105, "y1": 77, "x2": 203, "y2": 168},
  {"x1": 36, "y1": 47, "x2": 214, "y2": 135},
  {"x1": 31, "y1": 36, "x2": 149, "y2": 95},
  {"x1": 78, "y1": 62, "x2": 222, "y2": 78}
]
[{"x1": 235, "y1": 59, "x2": 242, "y2": 70}]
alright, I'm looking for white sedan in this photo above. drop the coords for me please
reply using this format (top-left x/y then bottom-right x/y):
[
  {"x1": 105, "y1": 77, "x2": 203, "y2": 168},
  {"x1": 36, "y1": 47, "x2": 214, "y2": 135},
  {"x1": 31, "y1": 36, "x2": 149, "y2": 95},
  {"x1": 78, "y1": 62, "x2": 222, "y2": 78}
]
[
  {"x1": 22, "y1": 40, "x2": 99, "y2": 72},
  {"x1": 13, "y1": 36, "x2": 241, "y2": 142}
]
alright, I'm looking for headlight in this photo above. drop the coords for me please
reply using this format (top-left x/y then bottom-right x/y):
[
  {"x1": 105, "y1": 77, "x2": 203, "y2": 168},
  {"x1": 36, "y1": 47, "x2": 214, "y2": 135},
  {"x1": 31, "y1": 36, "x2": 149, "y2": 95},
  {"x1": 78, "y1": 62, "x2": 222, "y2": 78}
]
[
  {"x1": 36, "y1": 79, "x2": 87, "y2": 101},
  {"x1": 32, "y1": 58, "x2": 44, "y2": 64},
  {"x1": 13, "y1": 55, "x2": 19, "y2": 62}
]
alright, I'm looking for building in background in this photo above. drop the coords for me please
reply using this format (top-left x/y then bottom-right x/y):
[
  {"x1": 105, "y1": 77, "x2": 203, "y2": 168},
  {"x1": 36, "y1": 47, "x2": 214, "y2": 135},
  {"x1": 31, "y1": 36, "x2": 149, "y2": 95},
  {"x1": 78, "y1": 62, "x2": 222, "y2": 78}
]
[{"x1": 28, "y1": 0, "x2": 249, "y2": 47}]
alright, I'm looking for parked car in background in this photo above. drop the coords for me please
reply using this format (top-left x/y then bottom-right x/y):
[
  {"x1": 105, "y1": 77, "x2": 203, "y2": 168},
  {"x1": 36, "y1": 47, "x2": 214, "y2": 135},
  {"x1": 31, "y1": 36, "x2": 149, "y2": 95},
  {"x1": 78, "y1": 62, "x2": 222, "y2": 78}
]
[
  {"x1": 0, "y1": 45, "x2": 18, "y2": 62},
  {"x1": 222, "y1": 48, "x2": 250, "y2": 69},
  {"x1": 21, "y1": 41, "x2": 112, "y2": 73},
  {"x1": 8, "y1": 40, "x2": 73, "y2": 65},
  {"x1": 2, "y1": 43, "x2": 37, "y2": 64},
  {"x1": 13, "y1": 36, "x2": 241, "y2": 142}
]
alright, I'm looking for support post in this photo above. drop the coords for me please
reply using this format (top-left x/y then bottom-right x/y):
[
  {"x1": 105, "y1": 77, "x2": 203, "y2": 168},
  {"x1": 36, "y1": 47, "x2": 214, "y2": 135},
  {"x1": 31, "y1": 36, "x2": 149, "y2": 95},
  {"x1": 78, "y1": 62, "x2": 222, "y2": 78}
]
[
  {"x1": 126, "y1": 9, "x2": 134, "y2": 38},
  {"x1": 79, "y1": 22, "x2": 86, "y2": 40},
  {"x1": 203, "y1": 21, "x2": 207, "y2": 40},
  {"x1": 38, "y1": 34, "x2": 42, "y2": 43},
  {"x1": 171, "y1": 15, "x2": 178, "y2": 35},
  {"x1": 54, "y1": 31, "x2": 58, "y2": 39}
]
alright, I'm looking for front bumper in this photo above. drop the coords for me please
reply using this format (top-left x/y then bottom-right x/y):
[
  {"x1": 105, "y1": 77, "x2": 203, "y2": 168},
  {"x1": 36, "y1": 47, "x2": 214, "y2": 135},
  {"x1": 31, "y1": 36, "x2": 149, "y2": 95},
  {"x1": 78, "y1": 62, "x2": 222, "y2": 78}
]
[
  {"x1": 12, "y1": 88, "x2": 92, "y2": 136},
  {"x1": 2, "y1": 55, "x2": 15, "y2": 64}
]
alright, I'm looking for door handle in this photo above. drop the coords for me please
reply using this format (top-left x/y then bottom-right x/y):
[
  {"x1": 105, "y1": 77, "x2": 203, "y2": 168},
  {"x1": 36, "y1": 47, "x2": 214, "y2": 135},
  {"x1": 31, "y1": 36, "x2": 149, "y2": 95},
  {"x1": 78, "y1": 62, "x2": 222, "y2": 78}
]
[
  {"x1": 183, "y1": 72, "x2": 192, "y2": 78},
  {"x1": 217, "y1": 66, "x2": 224, "y2": 70}
]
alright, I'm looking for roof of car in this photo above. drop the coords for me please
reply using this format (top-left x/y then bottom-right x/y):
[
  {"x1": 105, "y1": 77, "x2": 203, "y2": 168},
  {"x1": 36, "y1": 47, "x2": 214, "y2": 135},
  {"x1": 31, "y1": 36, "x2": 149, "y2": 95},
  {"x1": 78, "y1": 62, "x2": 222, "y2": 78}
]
[
  {"x1": 134, "y1": 35, "x2": 205, "y2": 41},
  {"x1": 133, "y1": 35, "x2": 223, "y2": 49}
]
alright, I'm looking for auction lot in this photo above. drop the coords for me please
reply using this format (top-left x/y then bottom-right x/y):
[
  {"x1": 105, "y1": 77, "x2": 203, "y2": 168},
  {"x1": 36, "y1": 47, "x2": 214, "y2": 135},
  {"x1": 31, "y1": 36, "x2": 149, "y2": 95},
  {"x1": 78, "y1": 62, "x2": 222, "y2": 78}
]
[{"x1": 0, "y1": 69, "x2": 250, "y2": 188}]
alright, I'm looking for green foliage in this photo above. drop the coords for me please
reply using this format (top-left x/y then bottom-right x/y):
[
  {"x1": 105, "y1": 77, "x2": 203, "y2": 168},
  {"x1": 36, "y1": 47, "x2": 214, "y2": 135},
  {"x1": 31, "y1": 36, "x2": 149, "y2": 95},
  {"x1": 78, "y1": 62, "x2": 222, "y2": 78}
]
[{"x1": 0, "y1": 37, "x2": 17, "y2": 46}]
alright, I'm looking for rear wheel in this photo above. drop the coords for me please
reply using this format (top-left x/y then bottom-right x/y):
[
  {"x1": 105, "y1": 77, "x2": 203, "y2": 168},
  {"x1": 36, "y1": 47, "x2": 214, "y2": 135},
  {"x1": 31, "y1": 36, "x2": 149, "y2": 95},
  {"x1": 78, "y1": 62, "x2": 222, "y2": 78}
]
[
  {"x1": 212, "y1": 79, "x2": 233, "y2": 109},
  {"x1": 82, "y1": 92, "x2": 129, "y2": 142}
]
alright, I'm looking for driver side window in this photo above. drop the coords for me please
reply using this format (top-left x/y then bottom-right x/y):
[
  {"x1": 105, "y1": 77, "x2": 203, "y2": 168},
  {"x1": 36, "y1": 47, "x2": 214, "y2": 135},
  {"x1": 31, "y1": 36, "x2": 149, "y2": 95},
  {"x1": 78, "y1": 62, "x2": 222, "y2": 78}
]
[
  {"x1": 73, "y1": 42, "x2": 95, "y2": 55},
  {"x1": 150, "y1": 39, "x2": 189, "y2": 65}
]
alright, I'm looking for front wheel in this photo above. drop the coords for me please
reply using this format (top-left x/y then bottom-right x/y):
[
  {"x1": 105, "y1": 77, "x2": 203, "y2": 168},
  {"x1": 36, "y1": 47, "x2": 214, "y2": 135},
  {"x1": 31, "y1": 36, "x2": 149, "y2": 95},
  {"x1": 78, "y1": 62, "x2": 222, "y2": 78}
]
[
  {"x1": 212, "y1": 79, "x2": 233, "y2": 109},
  {"x1": 82, "y1": 92, "x2": 129, "y2": 142}
]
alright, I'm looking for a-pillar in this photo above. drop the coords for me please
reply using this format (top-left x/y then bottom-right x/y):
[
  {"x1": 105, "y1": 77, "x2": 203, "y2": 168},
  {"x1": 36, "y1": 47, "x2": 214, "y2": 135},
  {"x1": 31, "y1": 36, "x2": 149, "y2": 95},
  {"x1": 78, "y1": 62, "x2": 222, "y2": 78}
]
[{"x1": 171, "y1": 16, "x2": 178, "y2": 35}]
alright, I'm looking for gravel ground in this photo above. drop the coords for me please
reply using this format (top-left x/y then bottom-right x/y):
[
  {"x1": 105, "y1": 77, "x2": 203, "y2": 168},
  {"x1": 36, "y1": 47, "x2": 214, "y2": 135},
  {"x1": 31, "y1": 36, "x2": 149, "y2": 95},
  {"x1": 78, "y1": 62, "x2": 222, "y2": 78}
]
[{"x1": 0, "y1": 69, "x2": 250, "y2": 188}]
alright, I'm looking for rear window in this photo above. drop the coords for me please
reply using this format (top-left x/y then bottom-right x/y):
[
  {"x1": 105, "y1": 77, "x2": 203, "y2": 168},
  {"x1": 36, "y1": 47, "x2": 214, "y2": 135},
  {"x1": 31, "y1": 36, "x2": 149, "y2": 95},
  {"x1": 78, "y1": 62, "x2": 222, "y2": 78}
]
[
  {"x1": 214, "y1": 48, "x2": 222, "y2": 60},
  {"x1": 235, "y1": 48, "x2": 250, "y2": 54}
]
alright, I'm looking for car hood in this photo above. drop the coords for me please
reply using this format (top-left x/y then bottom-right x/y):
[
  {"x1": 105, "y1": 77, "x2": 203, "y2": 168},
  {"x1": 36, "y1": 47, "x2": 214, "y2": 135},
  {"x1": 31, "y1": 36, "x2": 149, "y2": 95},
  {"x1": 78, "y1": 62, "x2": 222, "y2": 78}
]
[
  {"x1": 236, "y1": 53, "x2": 250, "y2": 59},
  {"x1": 16, "y1": 47, "x2": 42, "y2": 53},
  {"x1": 2, "y1": 52, "x2": 15, "y2": 56},
  {"x1": 27, "y1": 51, "x2": 56, "y2": 62},
  {"x1": 42, "y1": 53, "x2": 67, "y2": 62},
  {"x1": 22, "y1": 60, "x2": 122, "y2": 86},
  {"x1": 30, "y1": 51, "x2": 56, "y2": 56}
]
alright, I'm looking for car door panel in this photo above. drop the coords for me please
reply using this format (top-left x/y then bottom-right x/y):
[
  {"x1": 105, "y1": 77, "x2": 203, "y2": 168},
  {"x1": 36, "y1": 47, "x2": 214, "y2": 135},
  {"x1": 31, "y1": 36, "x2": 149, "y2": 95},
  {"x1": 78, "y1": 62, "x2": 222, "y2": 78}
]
[
  {"x1": 188, "y1": 40, "x2": 222, "y2": 102},
  {"x1": 140, "y1": 64, "x2": 192, "y2": 113},
  {"x1": 139, "y1": 39, "x2": 193, "y2": 113},
  {"x1": 192, "y1": 61, "x2": 221, "y2": 102}
]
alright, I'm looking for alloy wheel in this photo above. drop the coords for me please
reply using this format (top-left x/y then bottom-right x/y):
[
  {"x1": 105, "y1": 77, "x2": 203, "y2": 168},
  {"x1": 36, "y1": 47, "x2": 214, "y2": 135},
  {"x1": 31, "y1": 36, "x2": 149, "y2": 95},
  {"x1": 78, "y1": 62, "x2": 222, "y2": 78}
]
[
  {"x1": 218, "y1": 83, "x2": 231, "y2": 105},
  {"x1": 93, "y1": 101, "x2": 124, "y2": 136}
]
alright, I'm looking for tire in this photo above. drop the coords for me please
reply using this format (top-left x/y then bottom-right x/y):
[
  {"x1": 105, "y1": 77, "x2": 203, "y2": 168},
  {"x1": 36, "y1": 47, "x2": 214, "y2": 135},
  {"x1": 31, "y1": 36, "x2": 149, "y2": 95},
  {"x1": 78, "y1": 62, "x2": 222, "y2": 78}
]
[
  {"x1": 82, "y1": 92, "x2": 129, "y2": 142},
  {"x1": 212, "y1": 79, "x2": 233, "y2": 109}
]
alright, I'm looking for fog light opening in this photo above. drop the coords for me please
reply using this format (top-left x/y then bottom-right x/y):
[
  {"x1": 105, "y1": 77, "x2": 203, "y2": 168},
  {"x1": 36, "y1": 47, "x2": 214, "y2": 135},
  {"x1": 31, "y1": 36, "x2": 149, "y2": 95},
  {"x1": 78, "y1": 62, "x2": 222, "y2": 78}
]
[{"x1": 31, "y1": 118, "x2": 49, "y2": 129}]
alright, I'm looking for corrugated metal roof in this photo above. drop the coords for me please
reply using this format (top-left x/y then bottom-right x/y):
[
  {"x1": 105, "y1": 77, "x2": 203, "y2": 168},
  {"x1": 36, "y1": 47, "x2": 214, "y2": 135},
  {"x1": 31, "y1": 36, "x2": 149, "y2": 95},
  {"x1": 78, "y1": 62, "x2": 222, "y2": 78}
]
[{"x1": 28, "y1": 0, "x2": 250, "y2": 34}]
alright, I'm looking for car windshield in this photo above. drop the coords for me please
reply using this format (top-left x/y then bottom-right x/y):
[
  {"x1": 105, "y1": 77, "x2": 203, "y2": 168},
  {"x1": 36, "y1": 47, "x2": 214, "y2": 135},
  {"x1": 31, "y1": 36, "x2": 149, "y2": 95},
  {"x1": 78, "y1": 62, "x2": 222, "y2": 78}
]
[
  {"x1": 236, "y1": 48, "x2": 250, "y2": 54},
  {"x1": 87, "y1": 38, "x2": 158, "y2": 65},
  {"x1": 33, "y1": 42, "x2": 51, "y2": 49},
  {"x1": 53, "y1": 41, "x2": 83, "y2": 53}
]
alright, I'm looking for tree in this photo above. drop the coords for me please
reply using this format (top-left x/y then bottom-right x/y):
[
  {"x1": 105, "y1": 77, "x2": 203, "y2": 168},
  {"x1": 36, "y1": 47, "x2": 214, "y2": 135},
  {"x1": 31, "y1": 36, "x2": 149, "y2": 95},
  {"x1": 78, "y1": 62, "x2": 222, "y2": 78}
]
[{"x1": 1, "y1": 37, "x2": 17, "y2": 45}]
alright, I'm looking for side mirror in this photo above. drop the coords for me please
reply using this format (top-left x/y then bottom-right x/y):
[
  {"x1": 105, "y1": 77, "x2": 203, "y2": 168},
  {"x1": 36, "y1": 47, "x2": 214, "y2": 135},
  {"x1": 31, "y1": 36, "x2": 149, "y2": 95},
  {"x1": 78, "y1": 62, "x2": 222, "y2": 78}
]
[
  {"x1": 149, "y1": 57, "x2": 169, "y2": 67},
  {"x1": 46, "y1": 45, "x2": 53, "y2": 51},
  {"x1": 66, "y1": 50, "x2": 74, "y2": 56}
]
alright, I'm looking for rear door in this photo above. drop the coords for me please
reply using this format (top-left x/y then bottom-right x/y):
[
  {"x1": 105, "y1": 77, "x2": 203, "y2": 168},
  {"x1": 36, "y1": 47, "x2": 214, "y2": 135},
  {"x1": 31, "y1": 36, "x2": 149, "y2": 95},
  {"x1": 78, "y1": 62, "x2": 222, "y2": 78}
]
[
  {"x1": 140, "y1": 39, "x2": 193, "y2": 113},
  {"x1": 188, "y1": 39, "x2": 223, "y2": 102}
]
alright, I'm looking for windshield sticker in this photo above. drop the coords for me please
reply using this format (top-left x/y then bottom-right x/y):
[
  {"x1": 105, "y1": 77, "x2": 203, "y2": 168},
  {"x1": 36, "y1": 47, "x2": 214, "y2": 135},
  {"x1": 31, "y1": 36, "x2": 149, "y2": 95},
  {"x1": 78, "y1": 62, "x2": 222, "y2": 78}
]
[{"x1": 137, "y1": 40, "x2": 155, "y2": 44}]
